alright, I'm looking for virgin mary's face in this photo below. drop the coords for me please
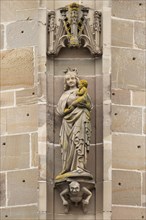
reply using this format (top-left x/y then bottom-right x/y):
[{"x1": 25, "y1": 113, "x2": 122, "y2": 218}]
[{"x1": 65, "y1": 72, "x2": 77, "y2": 89}]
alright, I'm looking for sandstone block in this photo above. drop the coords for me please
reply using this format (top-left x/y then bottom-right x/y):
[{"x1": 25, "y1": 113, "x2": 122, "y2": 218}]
[
  {"x1": 7, "y1": 169, "x2": 38, "y2": 205},
  {"x1": 6, "y1": 20, "x2": 38, "y2": 49},
  {"x1": 38, "y1": 73, "x2": 46, "y2": 103},
  {"x1": 0, "y1": 205, "x2": 38, "y2": 219},
  {"x1": 16, "y1": 88, "x2": 37, "y2": 105},
  {"x1": 0, "y1": 134, "x2": 30, "y2": 171},
  {"x1": 95, "y1": 144, "x2": 103, "y2": 182},
  {"x1": 38, "y1": 104, "x2": 47, "y2": 142},
  {"x1": 134, "y1": 22, "x2": 146, "y2": 49},
  {"x1": 112, "y1": 170, "x2": 141, "y2": 205},
  {"x1": 132, "y1": 91, "x2": 146, "y2": 106},
  {"x1": 31, "y1": 133, "x2": 39, "y2": 167},
  {"x1": 143, "y1": 172, "x2": 146, "y2": 195},
  {"x1": 16, "y1": 9, "x2": 38, "y2": 21},
  {"x1": 1, "y1": 0, "x2": 39, "y2": 22},
  {"x1": 0, "y1": 24, "x2": 4, "y2": 49},
  {"x1": 112, "y1": 134, "x2": 146, "y2": 170},
  {"x1": 112, "y1": 48, "x2": 145, "y2": 90},
  {"x1": 39, "y1": 181, "x2": 47, "y2": 212},
  {"x1": 112, "y1": 106, "x2": 142, "y2": 134},
  {"x1": 103, "y1": 181, "x2": 112, "y2": 212},
  {"x1": 0, "y1": 92, "x2": 14, "y2": 107},
  {"x1": 6, "y1": 105, "x2": 38, "y2": 134},
  {"x1": 112, "y1": 19, "x2": 133, "y2": 47},
  {"x1": 143, "y1": 109, "x2": 146, "y2": 134},
  {"x1": 39, "y1": 155, "x2": 46, "y2": 180},
  {"x1": 112, "y1": 206, "x2": 146, "y2": 220},
  {"x1": 0, "y1": 109, "x2": 6, "y2": 135},
  {"x1": 0, "y1": 173, "x2": 6, "y2": 206},
  {"x1": 0, "y1": 48, "x2": 34, "y2": 90},
  {"x1": 111, "y1": 89, "x2": 131, "y2": 105},
  {"x1": 112, "y1": 0, "x2": 146, "y2": 21},
  {"x1": 104, "y1": 143, "x2": 112, "y2": 181}
]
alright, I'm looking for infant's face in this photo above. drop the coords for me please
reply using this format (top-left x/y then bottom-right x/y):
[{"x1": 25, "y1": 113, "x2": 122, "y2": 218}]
[{"x1": 65, "y1": 72, "x2": 77, "y2": 89}]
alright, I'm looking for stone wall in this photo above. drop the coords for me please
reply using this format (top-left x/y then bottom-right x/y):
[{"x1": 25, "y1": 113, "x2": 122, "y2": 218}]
[
  {"x1": 111, "y1": 0, "x2": 146, "y2": 219},
  {"x1": 0, "y1": 1, "x2": 40, "y2": 219}
]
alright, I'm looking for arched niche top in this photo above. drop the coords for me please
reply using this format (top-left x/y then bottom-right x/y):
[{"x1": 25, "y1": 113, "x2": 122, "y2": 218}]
[{"x1": 47, "y1": 2, "x2": 102, "y2": 57}]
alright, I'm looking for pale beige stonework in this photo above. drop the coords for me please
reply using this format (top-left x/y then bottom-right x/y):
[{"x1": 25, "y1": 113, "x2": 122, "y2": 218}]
[
  {"x1": 0, "y1": 134, "x2": 30, "y2": 171},
  {"x1": 0, "y1": 48, "x2": 34, "y2": 90},
  {"x1": 134, "y1": 22, "x2": 146, "y2": 49},
  {"x1": 111, "y1": 89, "x2": 131, "y2": 105},
  {"x1": 112, "y1": 170, "x2": 141, "y2": 205},
  {"x1": 0, "y1": 92, "x2": 14, "y2": 107},
  {"x1": 112, "y1": 207, "x2": 146, "y2": 220}
]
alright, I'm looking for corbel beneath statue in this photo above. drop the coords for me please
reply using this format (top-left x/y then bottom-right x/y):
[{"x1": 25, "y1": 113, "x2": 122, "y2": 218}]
[{"x1": 47, "y1": 3, "x2": 102, "y2": 57}]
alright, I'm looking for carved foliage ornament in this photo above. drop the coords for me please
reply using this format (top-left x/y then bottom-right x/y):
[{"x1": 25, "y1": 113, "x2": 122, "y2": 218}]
[{"x1": 47, "y1": 3, "x2": 102, "y2": 56}]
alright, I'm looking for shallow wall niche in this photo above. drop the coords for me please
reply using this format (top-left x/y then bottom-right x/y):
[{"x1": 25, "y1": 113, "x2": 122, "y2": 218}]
[{"x1": 46, "y1": 2, "x2": 111, "y2": 220}]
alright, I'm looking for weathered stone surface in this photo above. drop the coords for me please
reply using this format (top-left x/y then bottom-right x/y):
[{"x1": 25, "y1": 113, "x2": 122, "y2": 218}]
[
  {"x1": 113, "y1": 134, "x2": 146, "y2": 170},
  {"x1": 7, "y1": 169, "x2": 38, "y2": 205},
  {"x1": 38, "y1": 73, "x2": 46, "y2": 103},
  {"x1": 143, "y1": 109, "x2": 146, "y2": 134},
  {"x1": 0, "y1": 109, "x2": 6, "y2": 135},
  {"x1": 0, "y1": 205, "x2": 38, "y2": 219},
  {"x1": 111, "y1": 89, "x2": 131, "y2": 105},
  {"x1": 95, "y1": 144, "x2": 103, "y2": 182},
  {"x1": 16, "y1": 9, "x2": 38, "y2": 21},
  {"x1": 0, "y1": 24, "x2": 4, "y2": 49},
  {"x1": 16, "y1": 88, "x2": 37, "y2": 105},
  {"x1": 103, "y1": 181, "x2": 112, "y2": 212},
  {"x1": 39, "y1": 181, "x2": 47, "y2": 212},
  {"x1": 38, "y1": 104, "x2": 47, "y2": 142},
  {"x1": 0, "y1": 134, "x2": 30, "y2": 171},
  {"x1": 54, "y1": 59, "x2": 96, "y2": 76},
  {"x1": 132, "y1": 91, "x2": 146, "y2": 106},
  {"x1": 1, "y1": 0, "x2": 39, "y2": 22},
  {"x1": 38, "y1": 56, "x2": 46, "y2": 73},
  {"x1": 112, "y1": 19, "x2": 133, "y2": 47},
  {"x1": 142, "y1": 172, "x2": 146, "y2": 206},
  {"x1": 104, "y1": 143, "x2": 112, "y2": 181},
  {"x1": 0, "y1": 48, "x2": 34, "y2": 90},
  {"x1": 112, "y1": 48, "x2": 145, "y2": 90},
  {"x1": 112, "y1": 0, "x2": 146, "y2": 21},
  {"x1": 31, "y1": 133, "x2": 39, "y2": 167},
  {"x1": 55, "y1": 214, "x2": 96, "y2": 220},
  {"x1": 39, "y1": 155, "x2": 46, "y2": 180},
  {"x1": 112, "y1": 106, "x2": 142, "y2": 134},
  {"x1": 6, "y1": 20, "x2": 38, "y2": 49},
  {"x1": 112, "y1": 170, "x2": 141, "y2": 205},
  {"x1": 6, "y1": 105, "x2": 38, "y2": 133},
  {"x1": 134, "y1": 22, "x2": 146, "y2": 49},
  {"x1": 112, "y1": 206, "x2": 146, "y2": 220},
  {"x1": 0, "y1": 92, "x2": 14, "y2": 107},
  {"x1": 0, "y1": 173, "x2": 6, "y2": 206}
]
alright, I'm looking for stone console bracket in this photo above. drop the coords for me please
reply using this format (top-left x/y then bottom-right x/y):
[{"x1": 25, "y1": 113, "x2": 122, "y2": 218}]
[{"x1": 47, "y1": 3, "x2": 102, "y2": 56}]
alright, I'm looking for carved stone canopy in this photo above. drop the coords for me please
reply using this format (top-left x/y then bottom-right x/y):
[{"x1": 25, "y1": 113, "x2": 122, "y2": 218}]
[{"x1": 47, "y1": 2, "x2": 102, "y2": 56}]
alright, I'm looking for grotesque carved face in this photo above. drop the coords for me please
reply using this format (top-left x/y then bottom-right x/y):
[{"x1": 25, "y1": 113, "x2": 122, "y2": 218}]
[{"x1": 69, "y1": 181, "x2": 80, "y2": 195}]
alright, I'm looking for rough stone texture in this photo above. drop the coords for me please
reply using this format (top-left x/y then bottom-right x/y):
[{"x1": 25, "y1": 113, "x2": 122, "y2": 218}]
[
  {"x1": 0, "y1": 48, "x2": 34, "y2": 90},
  {"x1": 16, "y1": 9, "x2": 38, "y2": 21},
  {"x1": 16, "y1": 88, "x2": 37, "y2": 105},
  {"x1": 0, "y1": 109, "x2": 6, "y2": 135},
  {"x1": 0, "y1": 205, "x2": 38, "y2": 219},
  {"x1": 7, "y1": 169, "x2": 38, "y2": 205},
  {"x1": 112, "y1": 48, "x2": 145, "y2": 90},
  {"x1": 143, "y1": 109, "x2": 146, "y2": 134},
  {"x1": 0, "y1": 92, "x2": 14, "y2": 107},
  {"x1": 112, "y1": 0, "x2": 146, "y2": 21},
  {"x1": 6, "y1": 20, "x2": 38, "y2": 49},
  {"x1": 6, "y1": 105, "x2": 38, "y2": 134},
  {"x1": 112, "y1": 19, "x2": 133, "y2": 47},
  {"x1": 112, "y1": 134, "x2": 146, "y2": 170},
  {"x1": 112, "y1": 206, "x2": 146, "y2": 220},
  {"x1": 142, "y1": 172, "x2": 146, "y2": 206},
  {"x1": 1, "y1": 0, "x2": 39, "y2": 22},
  {"x1": 111, "y1": 89, "x2": 131, "y2": 105},
  {"x1": 0, "y1": 24, "x2": 4, "y2": 49},
  {"x1": 39, "y1": 181, "x2": 47, "y2": 212},
  {"x1": 0, "y1": 173, "x2": 6, "y2": 206},
  {"x1": 38, "y1": 104, "x2": 47, "y2": 142},
  {"x1": 31, "y1": 133, "x2": 39, "y2": 167},
  {"x1": 134, "y1": 22, "x2": 146, "y2": 49},
  {"x1": 132, "y1": 91, "x2": 146, "y2": 106},
  {"x1": 0, "y1": 134, "x2": 29, "y2": 171},
  {"x1": 112, "y1": 170, "x2": 141, "y2": 205},
  {"x1": 112, "y1": 105, "x2": 142, "y2": 134}
]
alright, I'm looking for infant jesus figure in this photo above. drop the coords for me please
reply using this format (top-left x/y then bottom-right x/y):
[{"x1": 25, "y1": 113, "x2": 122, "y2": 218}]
[{"x1": 64, "y1": 79, "x2": 91, "y2": 115}]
